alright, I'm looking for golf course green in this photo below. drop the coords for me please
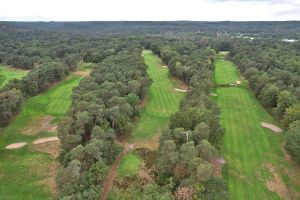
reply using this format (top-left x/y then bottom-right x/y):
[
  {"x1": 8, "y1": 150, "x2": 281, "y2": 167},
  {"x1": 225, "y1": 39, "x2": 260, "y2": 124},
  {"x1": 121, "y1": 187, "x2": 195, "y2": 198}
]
[
  {"x1": 0, "y1": 74, "x2": 83, "y2": 200},
  {"x1": 215, "y1": 52, "x2": 300, "y2": 200}
]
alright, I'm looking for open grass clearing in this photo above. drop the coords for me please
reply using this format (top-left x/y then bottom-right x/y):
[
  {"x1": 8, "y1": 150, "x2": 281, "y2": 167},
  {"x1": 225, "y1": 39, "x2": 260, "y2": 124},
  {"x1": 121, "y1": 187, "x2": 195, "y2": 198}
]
[
  {"x1": 214, "y1": 58, "x2": 240, "y2": 85},
  {"x1": 0, "y1": 74, "x2": 83, "y2": 200},
  {"x1": 215, "y1": 54, "x2": 300, "y2": 200},
  {"x1": 117, "y1": 153, "x2": 142, "y2": 177},
  {"x1": 130, "y1": 50, "x2": 184, "y2": 142},
  {"x1": 0, "y1": 65, "x2": 29, "y2": 88}
]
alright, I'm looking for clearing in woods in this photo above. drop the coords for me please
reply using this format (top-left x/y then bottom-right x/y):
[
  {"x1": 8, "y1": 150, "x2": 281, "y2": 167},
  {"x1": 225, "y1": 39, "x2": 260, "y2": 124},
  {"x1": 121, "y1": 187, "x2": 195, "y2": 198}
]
[
  {"x1": 117, "y1": 50, "x2": 184, "y2": 175},
  {"x1": 0, "y1": 74, "x2": 83, "y2": 200},
  {"x1": 214, "y1": 52, "x2": 300, "y2": 200},
  {"x1": 214, "y1": 53, "x2": 239, "y2": 85},
  {"x1": 130, "y1": 50, "x2": 184, "y2": 141},
  {"x1": 0, "y1": 65, "x2": 29, "y2": 88}
]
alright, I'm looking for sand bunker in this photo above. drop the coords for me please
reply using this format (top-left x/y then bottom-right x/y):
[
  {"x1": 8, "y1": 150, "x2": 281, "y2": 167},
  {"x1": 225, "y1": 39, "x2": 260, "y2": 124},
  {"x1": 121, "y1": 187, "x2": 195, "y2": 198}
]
[
  {"x1": 161, "y1": 65, "x2": 168, "y2": 68},
  {"x1": 261, "y1": 122, "x2": 283, "y2": 133},
  {"x1": 174, "y1": 88, "x2": 187, "y2": 92},
  {"x1": 229, "y1": 83, "x2": 237, "y2": 86},
  {"x1": 236, "y1": 81, "x2": 241, "y2": 85},
  {"x1": 22, "y1": 116, "x2": 57, "y2": 135},
  {"x1": 210, "y1": 93, "x2": 218, "y2": 96},
  {"x1": 5, "y1": 142, "x2": 27, "y2": 149},
  {"x1": 33, "y1": 137, "x2": 59, "y2": 145}
]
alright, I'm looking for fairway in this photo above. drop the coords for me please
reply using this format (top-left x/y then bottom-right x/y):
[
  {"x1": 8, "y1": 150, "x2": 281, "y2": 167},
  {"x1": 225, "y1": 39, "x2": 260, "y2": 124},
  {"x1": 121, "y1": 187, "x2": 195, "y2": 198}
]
[
  {"x1": 116, "y1": 50, "x2": 184, "y2": 178},
  {"x1": 0, "y1": 74, "x2": 83, "y2": 200},
  {"x1": 130, "y1": 50, "x2": 184, "y2": 141},
  {"x1": 0, "y1": 65, "x2": 29, "y2": 88},
  {"x1": 215, "y1": 55, "x2": 300, "y2": 199},
  {"x1": 214, "y1": 58, "x2": 239, "y2": 85}
]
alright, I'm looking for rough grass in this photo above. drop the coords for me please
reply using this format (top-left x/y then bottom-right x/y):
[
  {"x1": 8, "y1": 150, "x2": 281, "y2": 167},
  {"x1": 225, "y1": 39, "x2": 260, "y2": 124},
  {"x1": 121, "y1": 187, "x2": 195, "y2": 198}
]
[
  {"x1": 0, "y1": 65, "x2": 29, "y2": 88},
  {"x1": 117, "y1": 153, "x2": 141, "y2": 177},
  {"x1": 130, "y1": 50, "x2": 184, "y2": 141},
  {"x1": 215, "y1": 55, "x2": 300, "y2": 200},
  {"x1": 214, "y1": 58, "x2": 239, "y2": 85},
  {"x1": 0, "y1": 75, "x2": 83, "y2": 200}
]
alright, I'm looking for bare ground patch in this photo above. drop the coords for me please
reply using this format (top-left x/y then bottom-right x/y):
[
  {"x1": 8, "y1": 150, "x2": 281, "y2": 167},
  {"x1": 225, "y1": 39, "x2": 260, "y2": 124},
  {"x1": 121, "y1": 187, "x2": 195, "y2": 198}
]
[
  {"x1": 22, "y1": 115, "x2": 57, "y2": 135},
  {"x1": 210, "y1": 157, "x2": 225, "y2": 177},
  {"x1": 33, "y1": 137, "x2": 59, "y2": 145},
  {"x1": 72, "y1": 70, "x2": 91, "y2": 77},
  {"x1": 210, "y1": 93, "x2": 218, "y2": 96},
  {"x1": 172, "y1": 77, "x2": 189, "y2": 90},
  {"x1": 161, "y1": 65, "x2": 168, "y2": 68},
  {"x1": 281, "y1": 145, "x2": 300, "y2": 198},
  {"x1": 30, "y1": 140, "x2": 60, "y2": 194},
  {"x1": 261, "y1": 122, "x2": 283, "y2": 133},
  {"x1": 5, "y1": 142, "x2": 27, "y2": 149},
  {"x1": 265, "y1": 164, "x2": 291, "y2": 200},
  {"x1": 116, "y1": 134, "x2": 160, "y2": 151}
]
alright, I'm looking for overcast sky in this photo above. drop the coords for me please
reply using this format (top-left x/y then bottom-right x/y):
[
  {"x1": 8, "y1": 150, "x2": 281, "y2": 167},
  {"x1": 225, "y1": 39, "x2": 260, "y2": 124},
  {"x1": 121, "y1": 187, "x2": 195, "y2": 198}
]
[{"x1": 0, "y1": 0, "x2": 299, "y2": 21}]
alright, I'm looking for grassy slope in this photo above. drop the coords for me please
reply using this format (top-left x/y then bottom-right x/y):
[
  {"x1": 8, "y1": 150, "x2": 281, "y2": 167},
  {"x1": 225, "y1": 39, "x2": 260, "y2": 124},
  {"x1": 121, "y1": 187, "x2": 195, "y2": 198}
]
[
  {"x1": 130, "y1": 50, "x2": 184, "y2": 140},
  {"x1": 215, "y1": 56, "x2": 300, "y2": 199},
  {"x1": 0, "y1": 65, "x2": 29, "y2": 88},
  {"x1": 0, "y1": 75, "x2": 83, "y2": 200}
]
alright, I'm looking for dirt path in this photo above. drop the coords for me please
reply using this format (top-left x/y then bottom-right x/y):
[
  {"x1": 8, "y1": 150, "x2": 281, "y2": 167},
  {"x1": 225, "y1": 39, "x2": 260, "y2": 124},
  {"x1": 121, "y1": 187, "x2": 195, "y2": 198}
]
[{"x1": 100, "y1": 145, "x2": 133, "y2": 200}]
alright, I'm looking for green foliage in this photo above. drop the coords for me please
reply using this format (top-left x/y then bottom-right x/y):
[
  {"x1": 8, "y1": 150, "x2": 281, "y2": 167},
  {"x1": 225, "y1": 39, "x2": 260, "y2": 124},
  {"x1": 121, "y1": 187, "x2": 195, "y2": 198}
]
[
  {"x1": 198, "y1": 178, "x2": 229, "y2": 200},
  {"x1": 0, "y1": 89, "x2": 24, "y2": 126},
  {"x1": 283, "y1": 103, "x2": 300, "y2": 126},
  {"x1": 285, "y1": 121, "x2": 300, "y2": 164}
]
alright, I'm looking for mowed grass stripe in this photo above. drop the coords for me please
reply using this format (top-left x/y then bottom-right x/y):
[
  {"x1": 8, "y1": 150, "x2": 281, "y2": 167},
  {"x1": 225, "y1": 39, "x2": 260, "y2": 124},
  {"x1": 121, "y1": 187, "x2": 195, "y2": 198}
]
[
  {"x1": 214, "y1": 59, "x2": 239, "y2": 85},
  {"x1": 130, "y1": 50, "x2": 183, "y2": 140},
  {"x1": 218, "y1": 87, "x2": 281, "y2": 199},
  {"x1": 214, "y1": 53, "x2": 300, "y2": 200}
]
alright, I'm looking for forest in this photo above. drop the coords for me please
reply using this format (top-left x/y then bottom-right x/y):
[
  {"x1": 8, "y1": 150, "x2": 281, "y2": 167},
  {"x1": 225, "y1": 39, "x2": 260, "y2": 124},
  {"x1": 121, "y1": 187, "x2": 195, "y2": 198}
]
[{"x1": 0, "y1": 21, "x2": 300, "y2": 200}]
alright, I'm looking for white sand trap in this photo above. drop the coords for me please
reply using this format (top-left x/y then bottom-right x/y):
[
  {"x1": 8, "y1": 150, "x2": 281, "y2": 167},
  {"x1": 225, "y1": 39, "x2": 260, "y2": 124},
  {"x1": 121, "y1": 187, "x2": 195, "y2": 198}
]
[
  {"x1": 236, "y1": 81, "x2": 242, "y2": 85},
  {"x1": 174, "y1": 88, "x2": 187, "y2": 92},
  {"x1": 210, "y1": 93, "x2": 218, "y2": 96},
  {"x1": 261, "y1": 122, "x2": 283, "y2": 133},
  {"x1": 5, "y1": 142, "x2": 27, "y2": 149},
  {"x1": 33, "y1": 137, "x2": 59, "y2": 145},
  {"x1": 229, "y1": 83, "x2": 237, "y2": 86},
  {"x1": 161, "y1": 65, "x2": 168, "y2": 68}
]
